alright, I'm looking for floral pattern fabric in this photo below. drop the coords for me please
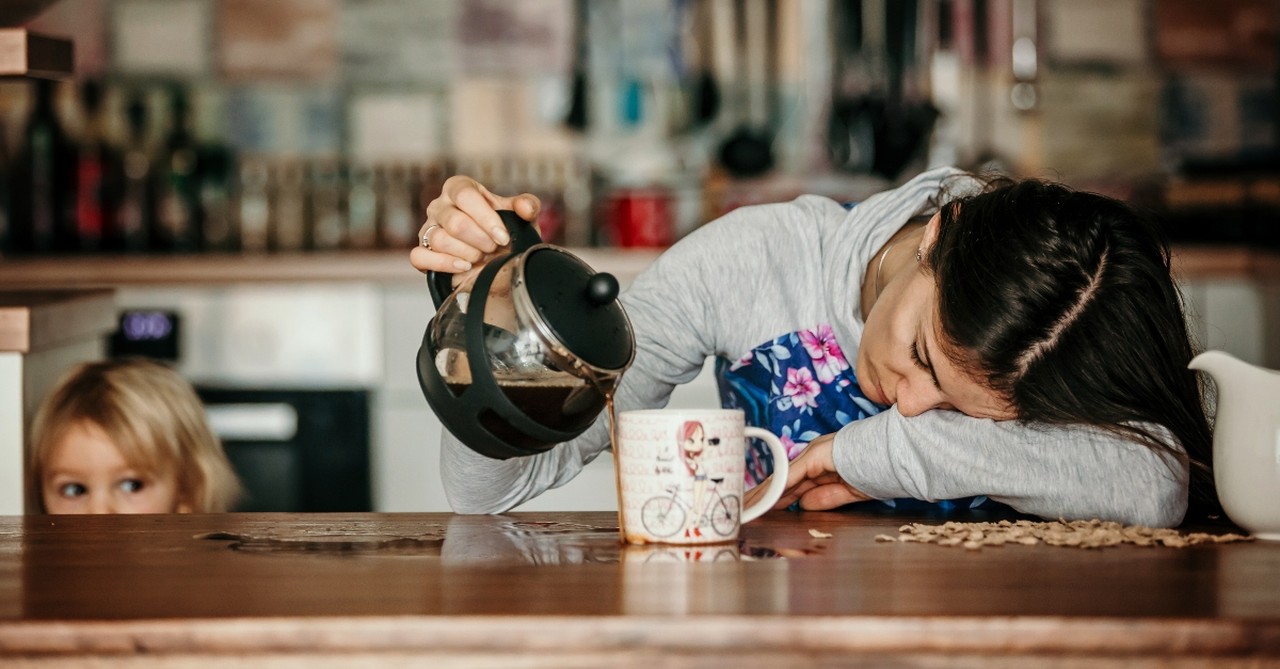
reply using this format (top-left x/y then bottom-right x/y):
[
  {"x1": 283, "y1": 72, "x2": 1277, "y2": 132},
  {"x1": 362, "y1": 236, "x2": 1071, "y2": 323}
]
[{"x1": 716, "y1": 325, "x2": 995, "y2": 513}]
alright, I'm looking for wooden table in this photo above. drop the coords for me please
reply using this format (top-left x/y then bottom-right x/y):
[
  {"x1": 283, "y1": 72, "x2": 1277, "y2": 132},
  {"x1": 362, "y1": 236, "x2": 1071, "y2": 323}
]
[{"x1": 1, "y1": 509, "x2": 1278, "y2": 667}]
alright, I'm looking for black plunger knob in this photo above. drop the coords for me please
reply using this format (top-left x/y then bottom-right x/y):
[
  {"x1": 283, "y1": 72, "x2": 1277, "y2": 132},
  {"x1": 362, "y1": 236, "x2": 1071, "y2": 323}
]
[{"x1": 585, "y1": 273, "x2": 620, "y2": 306}]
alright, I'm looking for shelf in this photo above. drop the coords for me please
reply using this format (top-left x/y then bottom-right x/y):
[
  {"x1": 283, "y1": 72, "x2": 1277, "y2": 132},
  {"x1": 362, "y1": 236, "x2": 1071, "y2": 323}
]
[
  {"x1": 0, "y1": 245, "x2": 1274, "y2": 290},
  {"x1": 0, "y1": 28, "x2": 73, "y2": 79},
  {"x1": 0, "y1": 248, "x2": 663, "y2": 288}
]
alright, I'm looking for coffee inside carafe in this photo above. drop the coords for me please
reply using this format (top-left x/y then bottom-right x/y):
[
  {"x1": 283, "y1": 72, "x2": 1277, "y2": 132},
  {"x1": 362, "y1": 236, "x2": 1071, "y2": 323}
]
[{"x1": 446, "y1": 374, "x2": 603, "y2": 429}]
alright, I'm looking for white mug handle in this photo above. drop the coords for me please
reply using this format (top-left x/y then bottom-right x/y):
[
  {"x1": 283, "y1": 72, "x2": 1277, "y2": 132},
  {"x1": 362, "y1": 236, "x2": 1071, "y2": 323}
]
[{"x1": 740, "y1": 427, "x2": 789, "y2": 524}]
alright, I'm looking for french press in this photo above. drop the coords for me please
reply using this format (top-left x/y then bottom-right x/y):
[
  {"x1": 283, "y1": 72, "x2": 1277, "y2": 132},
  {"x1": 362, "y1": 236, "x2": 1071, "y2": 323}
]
[{"x1": 417, "y1": 211, "x2": 635, "y2": 459}]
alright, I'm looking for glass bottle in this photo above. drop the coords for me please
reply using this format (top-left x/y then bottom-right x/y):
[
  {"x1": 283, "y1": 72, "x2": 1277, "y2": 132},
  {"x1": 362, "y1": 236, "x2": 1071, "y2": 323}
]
[
  {"x1": 117, "y1": 93, "x2": 154, "y2": 253},
  {"x1": 10, "y1": 79, "x2": 75, "y2": 254},
  {"x1": 73, "y1": 79, "x2": 122, "y2": 252},
  {"x1": 154, "y1": 87, "x2": 201, "y2": 252}
]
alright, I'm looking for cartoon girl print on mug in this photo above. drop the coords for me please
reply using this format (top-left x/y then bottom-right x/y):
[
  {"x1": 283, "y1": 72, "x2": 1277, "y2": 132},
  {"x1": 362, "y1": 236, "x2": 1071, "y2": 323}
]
[{"x1": 677, "y1": 421, "x2": 717, "y2": 540}]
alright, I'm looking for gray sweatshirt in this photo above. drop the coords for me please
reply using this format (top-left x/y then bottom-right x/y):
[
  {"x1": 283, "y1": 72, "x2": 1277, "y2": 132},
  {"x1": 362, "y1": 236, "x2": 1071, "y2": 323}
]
[{"x1": 440, "y1": 167, "x2": 1188, "y2": 527}]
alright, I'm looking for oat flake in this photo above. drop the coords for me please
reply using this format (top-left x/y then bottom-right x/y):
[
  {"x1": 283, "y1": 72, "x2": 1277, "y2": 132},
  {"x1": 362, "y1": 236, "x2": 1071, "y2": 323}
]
[{"x1": 878, "y1": 519, "x2": 1252, "y2": 550}]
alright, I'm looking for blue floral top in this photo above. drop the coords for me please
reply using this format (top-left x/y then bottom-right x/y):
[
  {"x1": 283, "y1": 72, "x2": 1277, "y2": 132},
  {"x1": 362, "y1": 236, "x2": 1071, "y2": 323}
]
[{"x1": 716, "y1": 325, "x2": 995, "y2": 513}]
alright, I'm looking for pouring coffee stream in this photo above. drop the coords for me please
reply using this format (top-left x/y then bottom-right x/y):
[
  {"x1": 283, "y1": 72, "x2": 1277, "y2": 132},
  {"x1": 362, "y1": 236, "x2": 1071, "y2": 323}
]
[{"x1": 417, "y1": 210, "x2": 636, "y2": 462}]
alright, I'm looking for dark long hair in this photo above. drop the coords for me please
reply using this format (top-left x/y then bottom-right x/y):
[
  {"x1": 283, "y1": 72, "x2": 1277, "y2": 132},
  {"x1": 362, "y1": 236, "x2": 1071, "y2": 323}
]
[{"x1": 927, "y1": 176, "x2": 1217, "y2": 520}]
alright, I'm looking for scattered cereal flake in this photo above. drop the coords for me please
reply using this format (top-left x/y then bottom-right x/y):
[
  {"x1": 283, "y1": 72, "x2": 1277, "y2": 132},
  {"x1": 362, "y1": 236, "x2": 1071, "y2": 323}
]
[
  {"x1": 874, "y1": 519, "x2": 1254, "y2": 550},
  {"x1": 874, "y1": 534, "x2": 897, "y2": 542},
  {"x1": 808, "y1": 528, "x2": 834, "y2": 539}
]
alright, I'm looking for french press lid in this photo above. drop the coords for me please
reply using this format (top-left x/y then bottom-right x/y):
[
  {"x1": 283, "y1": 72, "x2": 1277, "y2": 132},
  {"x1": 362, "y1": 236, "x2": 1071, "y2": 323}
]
[{"x1": 516, "y1": 246, "x2": 634, "y2": 375}]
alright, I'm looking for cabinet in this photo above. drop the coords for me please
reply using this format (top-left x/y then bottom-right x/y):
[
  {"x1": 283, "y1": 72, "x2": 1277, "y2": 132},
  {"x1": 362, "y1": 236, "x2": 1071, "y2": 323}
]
[{"x1": 0, "y1": 290, "x2": 116, "y2": 515}]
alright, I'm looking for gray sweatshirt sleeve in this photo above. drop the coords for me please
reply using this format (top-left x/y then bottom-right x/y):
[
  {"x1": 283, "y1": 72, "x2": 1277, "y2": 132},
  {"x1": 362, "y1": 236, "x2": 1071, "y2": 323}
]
[{"x1": 832, "y1": 406, "x2": 1189, "y2": 527}]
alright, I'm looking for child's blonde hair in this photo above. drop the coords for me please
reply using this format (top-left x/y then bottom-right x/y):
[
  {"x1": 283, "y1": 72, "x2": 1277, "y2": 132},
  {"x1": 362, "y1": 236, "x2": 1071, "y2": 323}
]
[{"x1": 29, "y1": 358, "x2": 241, "y2": 513}]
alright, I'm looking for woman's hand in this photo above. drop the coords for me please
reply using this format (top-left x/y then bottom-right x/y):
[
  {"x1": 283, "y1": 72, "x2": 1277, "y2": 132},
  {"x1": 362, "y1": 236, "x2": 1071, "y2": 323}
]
[
  {"x1": 744, "y1": 433, "x2": 871, "y2": 511},
  {"x1": 409, "y1": 175, "x2": 541, "y2": 282}
]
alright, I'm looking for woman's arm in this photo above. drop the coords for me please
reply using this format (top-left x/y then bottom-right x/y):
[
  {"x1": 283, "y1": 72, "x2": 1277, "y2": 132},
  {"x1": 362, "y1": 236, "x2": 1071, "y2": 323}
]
[{"x1": 832, "y1": 407, "x2": 1189, "y2": 527}]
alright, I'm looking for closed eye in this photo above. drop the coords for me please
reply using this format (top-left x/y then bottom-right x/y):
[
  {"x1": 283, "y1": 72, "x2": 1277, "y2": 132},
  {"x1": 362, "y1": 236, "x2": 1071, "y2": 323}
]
[{"x1": 910, "y1": 340, "x2": 942, "y2": 390}]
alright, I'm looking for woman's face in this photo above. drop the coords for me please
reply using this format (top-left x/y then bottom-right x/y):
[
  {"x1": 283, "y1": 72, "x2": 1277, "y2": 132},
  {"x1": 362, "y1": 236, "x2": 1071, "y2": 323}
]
[
  {"x1": 41, "y1": 421, "x2": 191, "y2": 515},
  {"x1": 856, "y1": 215, "x2": 1016, "y2": 421}
]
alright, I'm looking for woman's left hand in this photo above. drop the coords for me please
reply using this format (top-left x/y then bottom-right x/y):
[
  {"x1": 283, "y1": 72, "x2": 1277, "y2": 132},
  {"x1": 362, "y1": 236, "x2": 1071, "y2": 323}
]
[{"x1": 744, "y1": 433, "x2": 871, "y2": 511}]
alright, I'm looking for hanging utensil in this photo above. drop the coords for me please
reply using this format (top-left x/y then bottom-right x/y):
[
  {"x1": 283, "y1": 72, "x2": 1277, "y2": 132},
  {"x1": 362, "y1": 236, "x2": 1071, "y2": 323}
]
[
  {"x1": 717, "y1": 0, "x2": 776, "y2": 178},
  {"x1": 564, "y1": 0, "x2": 589, "y2": 131},
  {"x1": 827, "y1": 0, "x2": 880, "y2": 174},
  {"x1": 870, "y1": 0, "x2": 938, "y2": 179},
  {"x1": 686, "y1": 0, "x2": 721, "y2": 129}
]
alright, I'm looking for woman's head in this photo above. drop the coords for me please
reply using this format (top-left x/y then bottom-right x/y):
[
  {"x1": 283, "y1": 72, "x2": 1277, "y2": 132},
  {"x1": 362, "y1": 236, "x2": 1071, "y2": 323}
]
[
  {"x1": 29, "y1": 358, "x2": 242, "y2": 514},
  {"x1": 924, "y1": 177, "x2": 1215, "y2": 516}
]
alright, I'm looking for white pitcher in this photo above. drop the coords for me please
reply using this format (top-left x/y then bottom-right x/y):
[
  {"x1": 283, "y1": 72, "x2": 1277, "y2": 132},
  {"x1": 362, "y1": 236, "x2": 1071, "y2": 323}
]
[{"x1": 1188, "y1": 350, "x2": 1280, "y2": 540}]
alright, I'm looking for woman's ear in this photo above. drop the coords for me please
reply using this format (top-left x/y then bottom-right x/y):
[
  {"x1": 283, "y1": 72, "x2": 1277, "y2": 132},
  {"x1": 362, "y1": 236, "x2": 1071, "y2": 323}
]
[{"x1": 920, "y1": 211, "x2": 943, "y2": 254}]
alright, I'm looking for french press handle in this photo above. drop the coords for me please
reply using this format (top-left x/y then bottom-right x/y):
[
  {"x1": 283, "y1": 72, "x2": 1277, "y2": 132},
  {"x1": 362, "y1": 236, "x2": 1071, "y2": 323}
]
[{"x1": 427, "y1": 210, "x2": 544, "y2": 308}]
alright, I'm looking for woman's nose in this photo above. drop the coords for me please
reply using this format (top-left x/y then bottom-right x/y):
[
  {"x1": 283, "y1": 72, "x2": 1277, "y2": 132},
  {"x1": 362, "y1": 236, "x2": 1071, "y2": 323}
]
[{"x1": 895, "y1": 378, "x2": 942, "y2": 417}]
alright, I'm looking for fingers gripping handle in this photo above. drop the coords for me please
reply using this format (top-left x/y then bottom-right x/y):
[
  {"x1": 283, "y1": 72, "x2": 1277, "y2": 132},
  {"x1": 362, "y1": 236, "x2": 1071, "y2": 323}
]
[
  {"x1": 427, "y1": 210, "x2": 543, "y2": 308},
  {"x1": 740, "y1": 427, "x2": 790, "y2": 523}
]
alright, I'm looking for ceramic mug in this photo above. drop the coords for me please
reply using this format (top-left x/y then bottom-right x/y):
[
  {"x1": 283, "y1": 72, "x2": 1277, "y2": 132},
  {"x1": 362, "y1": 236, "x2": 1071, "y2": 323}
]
[{"x1": 616, "y1": 409, "x2": 789, "y2": 545}]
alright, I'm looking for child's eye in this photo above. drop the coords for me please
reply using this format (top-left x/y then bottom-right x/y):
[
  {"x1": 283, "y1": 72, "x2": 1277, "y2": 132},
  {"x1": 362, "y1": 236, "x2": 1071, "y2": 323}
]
[
  {"x1": 58, "y1": 483, "x2": 86, "y2": 498},
  {"x1": 118, "y1": 479, "x2": 146, "y2": 494}
]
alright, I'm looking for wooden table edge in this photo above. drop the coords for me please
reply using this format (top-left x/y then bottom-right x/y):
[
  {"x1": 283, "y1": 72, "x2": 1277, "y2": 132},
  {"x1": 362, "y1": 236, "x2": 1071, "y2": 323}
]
[{"x1": 2, "y1": 615, "x2": 1279, "y2": 658}]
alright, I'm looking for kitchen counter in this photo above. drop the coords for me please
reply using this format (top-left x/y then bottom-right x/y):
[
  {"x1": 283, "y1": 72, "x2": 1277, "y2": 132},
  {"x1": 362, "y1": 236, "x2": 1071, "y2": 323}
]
[
  {"x1": 0, "y1": 244, "x2": 1276, "y2": 288},
  {"x1": 2, "y1": 509, "x2": 1278, "y2": 667}
]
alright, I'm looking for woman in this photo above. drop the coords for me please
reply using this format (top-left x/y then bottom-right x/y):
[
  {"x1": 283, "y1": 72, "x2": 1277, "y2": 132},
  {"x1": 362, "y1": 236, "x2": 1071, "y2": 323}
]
[{"x1": 410, "y1": 167, "x2": 1215, "y2": 527}]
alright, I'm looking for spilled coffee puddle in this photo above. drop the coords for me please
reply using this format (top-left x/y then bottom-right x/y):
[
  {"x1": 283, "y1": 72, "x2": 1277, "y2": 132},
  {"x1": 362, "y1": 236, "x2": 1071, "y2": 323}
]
[
  {"x1": 197, "y1": 520, "x2": 823, "y2": 564},
  {"x1": 199, "y1": 531, "x2": 444, "y2": 557}
]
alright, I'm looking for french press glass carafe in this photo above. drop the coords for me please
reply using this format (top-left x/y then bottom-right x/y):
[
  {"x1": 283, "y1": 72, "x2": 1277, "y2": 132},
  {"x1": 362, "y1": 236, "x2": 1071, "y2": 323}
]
[{"x1": 417, "y1": 211, "x2": 635, "y2": 459}]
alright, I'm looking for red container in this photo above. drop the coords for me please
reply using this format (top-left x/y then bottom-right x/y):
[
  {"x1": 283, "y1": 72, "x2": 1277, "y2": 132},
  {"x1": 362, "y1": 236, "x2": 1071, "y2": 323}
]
[{"x1": 607, "y1": 187, "x2": 673, "y2": 248}]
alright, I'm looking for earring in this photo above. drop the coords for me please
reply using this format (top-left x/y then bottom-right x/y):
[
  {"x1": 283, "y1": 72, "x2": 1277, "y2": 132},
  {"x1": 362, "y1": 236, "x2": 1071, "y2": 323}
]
[{"x1": 915, "y1": 249, "x2": 923, "y2": 263}]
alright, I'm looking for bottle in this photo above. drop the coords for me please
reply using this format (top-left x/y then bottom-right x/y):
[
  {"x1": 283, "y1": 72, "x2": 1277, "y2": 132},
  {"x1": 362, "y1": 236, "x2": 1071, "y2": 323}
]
[
  {"x1": 153, "y1": 87, "x2": 201, "y2": 252},
  {"x1": 116, "y1": 93, "x2": 154, "y2": 253},
  {"x1": 270, "y1": 158, "x2": 306, "y2": 252},
  {"x1": 378, "y1": 163, "x2": 417, "y2": 249},
  {"x1": 9, "y1": 79, "x2": 75, "y2": 254},
  {"x1": 347, "y1": 163, "x2": 377, "y2": 248},
  {"x1": 309, "y1": 158, "x2": 346, "y2": 250},
  {"x1": 237, "y1": 157, "x2": 270, "y2": 254},
  {"x1": 198, "y1": 144, "x2": 237, "y2": 253},
  {"x1": 73, "y1": 79, "x2": 122, "y2": 252}
]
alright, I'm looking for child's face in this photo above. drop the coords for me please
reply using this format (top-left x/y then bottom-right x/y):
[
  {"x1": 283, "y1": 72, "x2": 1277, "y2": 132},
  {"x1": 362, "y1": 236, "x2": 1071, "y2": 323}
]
[{"x1": 41, "y1": 421, "x2": 192, "y2": 515}]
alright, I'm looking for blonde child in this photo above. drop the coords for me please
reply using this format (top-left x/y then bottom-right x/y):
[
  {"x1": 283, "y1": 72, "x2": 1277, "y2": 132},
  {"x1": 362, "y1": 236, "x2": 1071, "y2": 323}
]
[{"x1": 29, "y1": 358, "x2": 241, "y2": 514}]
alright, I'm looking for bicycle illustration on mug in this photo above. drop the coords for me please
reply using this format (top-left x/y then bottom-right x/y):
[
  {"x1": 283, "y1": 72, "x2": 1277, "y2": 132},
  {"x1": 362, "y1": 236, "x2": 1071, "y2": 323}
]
[{"x1": 640, "y1": 476, "x2": 741, "y2": 539}]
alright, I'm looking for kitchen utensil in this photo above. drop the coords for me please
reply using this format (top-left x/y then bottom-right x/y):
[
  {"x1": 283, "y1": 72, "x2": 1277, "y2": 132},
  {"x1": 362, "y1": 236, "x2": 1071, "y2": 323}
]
[
  {"x1": 717, "y1": 0, "x2": 775, "y2": 178},
  {"x1": 417, "y1": 210, "x2": 635, "y2": 460},
  {"x1": 827, "y1": 0, "x2": 880, "y2": 174},
  {"x1": 616, "y1": 408, "x2": 788, "y2": 545},
  {"x1": 827, "y1": 0, "x2": 937, "y2": 180},
  {"x1": 872, "y1": 0, "x2": 938, "y2": 179},
  {"x1": 564, "y1": 0, "x2": 589, "y2": 131},
  {"x1": 1188, "y1": 350, "x2": 1280, "y2": 539}
]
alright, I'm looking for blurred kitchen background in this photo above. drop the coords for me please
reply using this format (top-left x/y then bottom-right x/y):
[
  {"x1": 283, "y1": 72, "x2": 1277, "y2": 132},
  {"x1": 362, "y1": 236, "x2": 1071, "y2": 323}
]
[
  {"x1": 1, "y1": 0, "x2": 1278, "y2": 515},
  {"x1": 4, "y1": 0, "x2": 1277, "y2": 255}
]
